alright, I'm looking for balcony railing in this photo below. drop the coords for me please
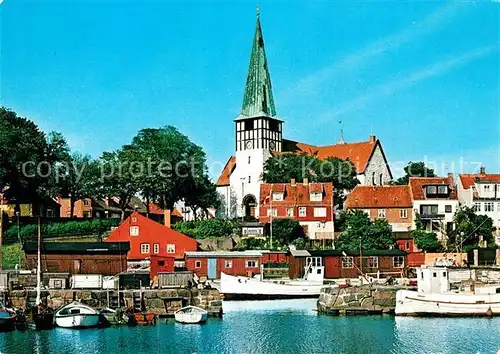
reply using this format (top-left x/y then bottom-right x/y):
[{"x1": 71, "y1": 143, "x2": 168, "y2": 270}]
[
  {"x1": 314, "y1": 231, "x2": 335, "y2": 240},
  {"x1": 419, "y1": 213, "x2": 445, "y2": 220}
]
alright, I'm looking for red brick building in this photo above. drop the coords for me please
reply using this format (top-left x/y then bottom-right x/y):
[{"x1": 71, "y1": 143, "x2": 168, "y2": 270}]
[
  {"x1": 105, "y1": 211, "x2": 197, "y2": 261},
  {"x1": 259, "y1": 180, "x2": 334, "y2": 240}
]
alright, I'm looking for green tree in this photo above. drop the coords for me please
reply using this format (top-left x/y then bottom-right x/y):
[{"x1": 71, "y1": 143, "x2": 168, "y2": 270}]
[
  {"x1": 412, "y1": 230, "x2": 442, "y2": 252},
  {"x1": 452, "y1": 207, "x2": 494, "y2": 249},
  {"x1": 393, "y1": 161, "x2": 435, "y2": 185},
  {"x1": 55, "y1": 153, "x2": 100, "y2": 218},
  {"x1": 127, "y1": 126, "x2": 209, "y2": 211},
  {"x1": 182, "y1": 174, "x2": 220, "y2": 221},
  {"x1": 98, "y1": 149, "x2": 141, "y2": 220},
  {"x1": 0, "y1": 108, "x2": 69, "y2": 210},
  {"x1": 262, "y1": 153, "x2": 316, "y2": 183},
  {"x1": 335, "y1": 210, "x2": 395, "y2": 251},
  {"x1": 235, "y1": 237, "x2": 267, "y2": 250},
  {"x1": 270, "y1": 218, "x2": 305, "y2": 246}
]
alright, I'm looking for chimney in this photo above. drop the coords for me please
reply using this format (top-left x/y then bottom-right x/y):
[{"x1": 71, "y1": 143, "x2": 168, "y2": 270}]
[
  {"x1": 164, "y1": 209, "x2": 171, "y2": 228},
  {"x1": 291, "y1": 178, "x2": 296, "y2": 186},
  {"x1": 303, "y1": 178, "x2": 309, "y2": 186},
  {"x1": 447, "y1": 172, "x2": 454, "y2": 187},
  {"x1": 369, "y1": 135, "x2": 376, "y2": 143},
  {"x1": 480, "y1": 166, "x2": 486, "y2": 175}
]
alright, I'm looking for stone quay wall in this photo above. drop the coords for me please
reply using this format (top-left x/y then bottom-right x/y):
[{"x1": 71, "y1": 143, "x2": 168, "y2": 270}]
[
  {"x1": 5, "y1": 289, "x2": 223, "y2": 317},
  {"x1": 317, "y1": 285, "x2": 408, "y2": 314}
]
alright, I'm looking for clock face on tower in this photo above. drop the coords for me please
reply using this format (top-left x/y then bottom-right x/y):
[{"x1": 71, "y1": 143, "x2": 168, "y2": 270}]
[
  {"x1": 269, "y1": 141, "x2": 276, "y2": 150},
  {"x1": 245, "y1": 141, "x2": 254, "y2": 150}
]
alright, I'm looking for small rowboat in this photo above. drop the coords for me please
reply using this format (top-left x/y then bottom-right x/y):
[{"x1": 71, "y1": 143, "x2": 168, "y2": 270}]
[
  {"x1": 125, "y1": 308, "x2": 156, "y2": 326},
  {"x1": 0, "y1": 307, "x2": 16, "y2": 332},
  {"x1": 174, "y1": 306, "x2": 207, "y2": 324},
  {"x1": 55, "y1": 302, "x2": 100, "y2": 328}
]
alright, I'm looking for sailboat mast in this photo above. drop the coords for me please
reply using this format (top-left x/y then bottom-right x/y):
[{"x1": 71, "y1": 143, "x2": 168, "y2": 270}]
[{"x1": 36, "y1": 216, "x2": 41, "y2": 306}]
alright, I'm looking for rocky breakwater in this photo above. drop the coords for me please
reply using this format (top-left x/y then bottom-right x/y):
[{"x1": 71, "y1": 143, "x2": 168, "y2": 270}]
[
  {"x1": 6, "y1": 288, "x2": 223, "y2": 317},
  {"x1": 317, "y1": 285, "x2": 408, "y2": 315}
]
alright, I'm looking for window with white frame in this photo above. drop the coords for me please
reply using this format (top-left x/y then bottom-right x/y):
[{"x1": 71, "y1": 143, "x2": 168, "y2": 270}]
[
  {"x1": 367, "y1": 256, "x2": 378, "y2": 268},
  {"x1": 287, "y1": 208, "x2": 294, "y2": 217},
  {"x1": 140, "y1": 243, "x2": 150, "y2": 254},
  {"x1": 267, "y1": 208, "x2": 277, "y2": 217},
  {"x1": 474, "y1": 202, "x2": 481, "y2": 212},
  {"x1": 225, "y1": 260, "x2": 232, "y2": 268},
  {"x1": 378, "y1": 209, "x2": 386, "y2": 219},
  {"x1": 195, "y1": 260, "x2": 201, "y2": 268},
  {"x1": 485, "y1": 202, "x2": 494, "y2": 212},
  {"x1": 246, "y1": 260, "x2": 258, "y2": 268},
  {"x1": 484, "y1": 185, "x2": 491, "y2": 191},
  {"x1": 400, "y1": 209, "x2": 407, "y2": 218},
  {"x1": 153, "y1": 243, "x2": 159, "y2": 254},
  {"x1": 393, "y1": 256, "x2": 405, "y2": 268},
  {"x1": 166, "y1": 244, "x2": 175, "y2": 254},
  {"x1": 445, "y1": 205, "x2": 452, "y2": 213},
  {"x1": 130, "y1": 226, "x2": 139, "y2": 236},
  {"x1": 313, "y1": 207, "x2": 327, "y2": 217},
  {"x1": 309, "y1": 192, "x2": 322, "y2": 202},
  {"x1": 299, "y1": 207, "x2": 307, "y2": 217},
  {"x1": 341, "y1": 256, "x2": 354, "y2": 268},
  {"x1": 306, "y1": 257, "x2": 322, "y2": 267},
  {"x1": 272, "y1": 192, "x2": 284, "y2": 201},
  {"x1": 437, "y1": 185, "x2": 448, "y2": 194}
]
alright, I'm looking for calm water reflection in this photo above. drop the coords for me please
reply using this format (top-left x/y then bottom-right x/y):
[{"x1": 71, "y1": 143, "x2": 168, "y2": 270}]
[{"x1": 0, "y1": 299, "x2": 498, "y2": 353}]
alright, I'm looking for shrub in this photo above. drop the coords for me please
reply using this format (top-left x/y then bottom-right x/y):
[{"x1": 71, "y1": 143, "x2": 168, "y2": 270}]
[{"x1": 173, "y1": 219, "x2": 238, "y2": 239}]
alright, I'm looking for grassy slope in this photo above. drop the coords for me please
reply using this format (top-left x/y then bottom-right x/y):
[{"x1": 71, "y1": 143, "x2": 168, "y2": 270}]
[{"x1": 2, "y1": 243, "x2": 23, "y2": 270}]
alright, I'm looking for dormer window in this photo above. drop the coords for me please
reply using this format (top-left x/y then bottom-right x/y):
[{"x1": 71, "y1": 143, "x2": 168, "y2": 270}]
[
  {"x1": 272, "y1": 192, "x2": 283, "y2": 201},
  {"x1": 426, "y1": 186, "x2": 437, "y2": 195},
  {"x1": 310, "y1": 192, "x2": 322, "y2": 202},
  {"x1": 426, "y1": 185, "x2": 448, "y2": 197}
]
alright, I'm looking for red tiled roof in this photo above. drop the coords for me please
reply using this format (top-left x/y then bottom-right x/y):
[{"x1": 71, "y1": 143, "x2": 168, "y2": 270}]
[
  {"x1": 148, "y1": 203, "x2": 164, "y2": 215},
  {"x1": 172, "y1": 208, "x2": 183, "y2": 218},
  {"x1": 459, "y1": 174, "x2": 500, "y2": 190},
  {"x1": 309, "y1": 183, "x2": 323, "y2": 193},
  {"x1": 216, "y1": 156, "x2": 236, "y2": 186},
  {"x1": 271, "y1": 184, "x2": 286, "y2": 193},
  {"x1": 260, "y1": 182, "x2": 333, "y2": 205},
  {"x1": 346, "y1": 185, "x2": 412, "y2": 209},
  {"x1": 287, "y1": 138, "x2": 380, "y2": 173},
  {"x1": 409, "y1": 177, "x2": 457, "y2": 200}
]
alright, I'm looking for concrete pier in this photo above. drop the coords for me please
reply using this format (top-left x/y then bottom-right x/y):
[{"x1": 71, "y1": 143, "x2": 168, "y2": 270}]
[{"x1": 317, "y1": 285, "x2": 409, "y2": 315}]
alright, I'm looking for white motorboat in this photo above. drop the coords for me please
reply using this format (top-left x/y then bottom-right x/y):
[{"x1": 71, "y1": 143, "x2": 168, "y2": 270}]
[
  {"x1": 55, "y1": 302, "x2": 100, "y2": 328},
  {"x1": 174, "y1": 306, "x2": 208, "y2": 324},
  {"x1": 396, "y1": 266, "x2": 500, "y2": 317},
  {"x1": 221, "y1": 264, "x2": 328, "y2": 300}
]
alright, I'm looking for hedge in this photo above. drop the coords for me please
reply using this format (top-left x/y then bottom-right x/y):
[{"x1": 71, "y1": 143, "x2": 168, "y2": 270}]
[
  {"x1": 4, "y1": 218, "x2": 120, "y2": 243},
  {"x1": 173, "y1": 219, "x2": 238, "y2": 239}
]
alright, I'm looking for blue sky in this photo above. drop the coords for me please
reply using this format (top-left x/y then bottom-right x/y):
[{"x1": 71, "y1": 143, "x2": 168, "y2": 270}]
[{"x1": 1, "y1": 1, "x2": 499, "y2": 178}]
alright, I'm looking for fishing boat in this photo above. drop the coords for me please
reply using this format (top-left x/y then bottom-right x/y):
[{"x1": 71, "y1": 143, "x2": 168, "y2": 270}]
[
  {"x1": 174, "y1": 306, "x2": 207, "y2": 324},
  {"x1": 55, "y1": 302, "x2": 100, "y2": 328},
  {"x1": 396, "y1": 266, "x2": 500, "y2": 317},
  {"x1": 0, "y1": 307, "x2": 16, "y2": 332},
  {"x1": 125, "y1": 308, "x2": 156, "y2": 326},
  {"x1": 220, "y1": 263, "x2": 327, "y2": 300}
]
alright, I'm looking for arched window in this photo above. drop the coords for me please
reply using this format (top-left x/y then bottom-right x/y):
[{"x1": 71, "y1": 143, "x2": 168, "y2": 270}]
[
  {"x1": 372, "y1": 172, "x2": 376, "y2": 185},
  {"x1": 379, "y1": 173, "x2": 383, "y2": 185}
]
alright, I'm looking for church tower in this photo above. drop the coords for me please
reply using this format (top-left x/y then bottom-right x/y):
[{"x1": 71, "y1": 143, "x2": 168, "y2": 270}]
[{"x1": 231, "y1": 12, "x2": 283, "y2": 218}]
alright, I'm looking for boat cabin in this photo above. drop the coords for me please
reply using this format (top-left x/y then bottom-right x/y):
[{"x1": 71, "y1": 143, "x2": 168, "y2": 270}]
[{"x1": 417, "y1": 266, "x2": 451, "y2": 293}]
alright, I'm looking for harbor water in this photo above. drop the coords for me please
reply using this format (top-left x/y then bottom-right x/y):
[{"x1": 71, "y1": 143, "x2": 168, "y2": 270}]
[{"x1": 0, "y1": 299, "x2": 499, "y2": 353}]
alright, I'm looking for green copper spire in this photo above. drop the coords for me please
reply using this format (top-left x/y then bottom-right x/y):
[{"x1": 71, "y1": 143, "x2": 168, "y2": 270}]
[{"x1": 239, "y1": 13, "x2": 277, "y2": 119}]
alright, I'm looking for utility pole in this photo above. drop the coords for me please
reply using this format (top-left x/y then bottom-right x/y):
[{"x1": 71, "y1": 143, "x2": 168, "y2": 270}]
[{"x1": 359, "y1": 236, "x2": 363, "y2": 277}]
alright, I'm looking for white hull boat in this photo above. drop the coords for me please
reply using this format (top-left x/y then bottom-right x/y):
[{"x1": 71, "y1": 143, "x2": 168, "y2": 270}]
[
  {"x1": 396, "y1": 266, "x2": 500, "y2": 317},
  {"x1": 221, "y1": 266, "x2": 327, "y2": 300},
  {"x1": 396, "y1": 290, "x2": 500, "y2": 317},
  {"x1": 174, "y1": 306, "x2": 208, "y2": 324},
  {"x1": 55, "y1": 302, "x2": 100, "y2": 328}
]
